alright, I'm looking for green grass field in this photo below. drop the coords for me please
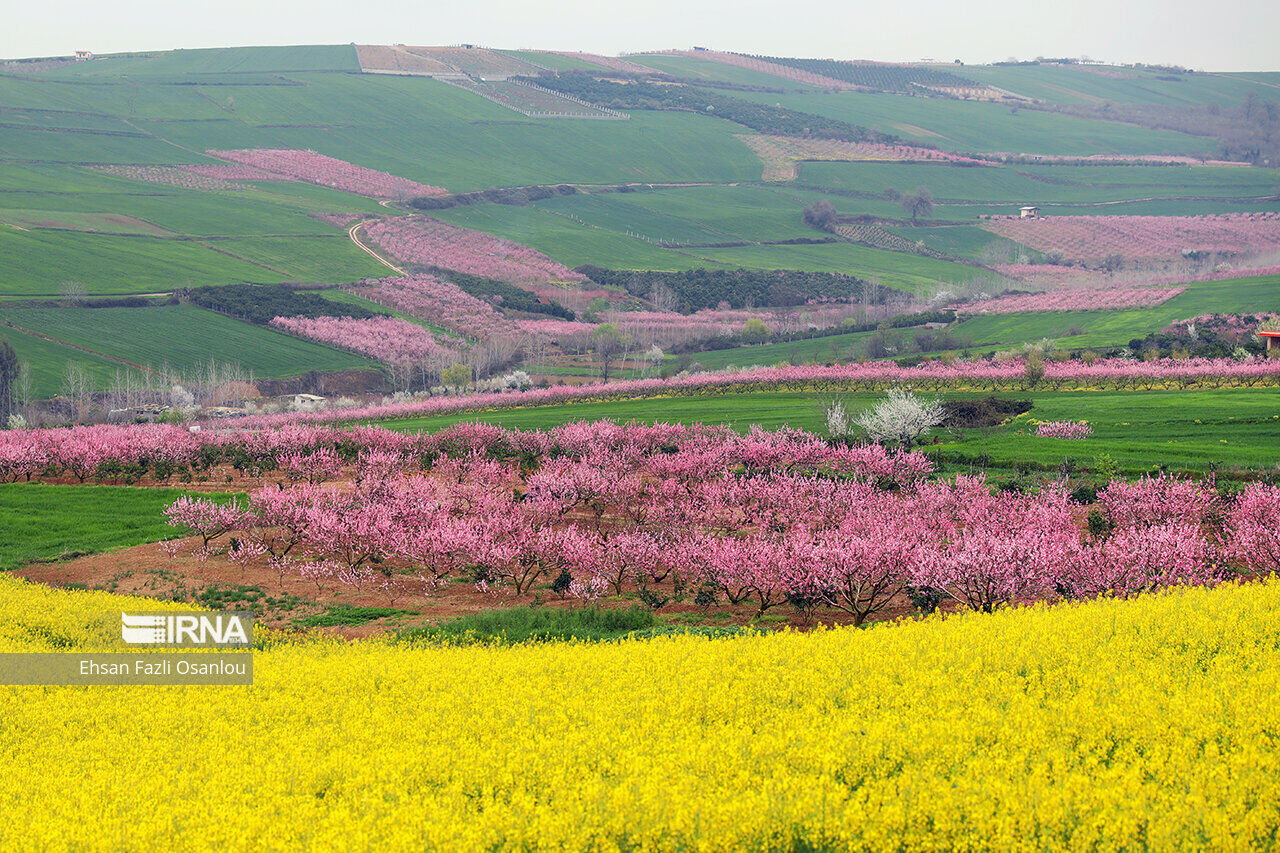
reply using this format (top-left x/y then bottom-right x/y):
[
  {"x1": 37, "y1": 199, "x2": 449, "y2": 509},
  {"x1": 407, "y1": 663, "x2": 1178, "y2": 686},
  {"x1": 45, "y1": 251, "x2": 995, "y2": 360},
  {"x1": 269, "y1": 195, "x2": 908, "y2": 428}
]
[
  {"x1": 951, "y1": 64, "x2": 1280, "y2": 107},
  {"x1": 0, "y1": 304, "x2": 375, "y2": 395},
  {"x1": 953, "y1": 273, "x2": 1280, "y2": 350},
  {"x1": 0, "y1": 229, "x2": 296, "y2": 297},
  {"x1": 677, "y1": 329, "x2": 878, "y2": 371},
  {"x1": 0, "y1": 325, "x2": 124, "y2": 398},
  {"x1": 692, "y1": 243, "x2": 994, "y2": 294},
  {"x1": 0, "y1": 484, "x2": 240, "y2": 572},
  {"x1": 203, "y1": 236, "x2": 390, "y2": 282},
  {"x1": 729, "y1": 89, "x2": 1213, "y2": 156},
  {"x1": 929, "y1": 389, "x2": 1280, "y2": 475},
  {"x1": 798, "y1": 161, "x2": 1280, "y2": 205},
  {"x1": 373, "y1": 386, "x2": 1280, "y2": 476}
]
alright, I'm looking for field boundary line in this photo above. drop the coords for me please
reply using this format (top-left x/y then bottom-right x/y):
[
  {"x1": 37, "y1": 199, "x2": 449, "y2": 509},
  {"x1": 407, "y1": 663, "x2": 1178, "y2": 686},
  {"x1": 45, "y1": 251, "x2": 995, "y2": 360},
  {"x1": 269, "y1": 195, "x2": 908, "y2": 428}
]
[{"x1": 1, "y1": 321, "x2": 165, "y2": 375}]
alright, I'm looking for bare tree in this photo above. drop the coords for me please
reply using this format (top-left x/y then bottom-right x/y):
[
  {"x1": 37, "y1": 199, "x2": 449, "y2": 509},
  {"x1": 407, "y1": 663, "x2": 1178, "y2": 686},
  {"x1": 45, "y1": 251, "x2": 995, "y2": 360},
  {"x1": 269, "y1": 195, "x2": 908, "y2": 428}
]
[
  {"x1": 855, "y1": 388, "x2": 947, "y2": 448},
  {"x1": 62, "y1": 361, "x2": 92, "y2": 422},
  {"x1": 901, "y1": 188, "x2": 935, "y2": 226},
  {"x1": 649, "y1": 281, "x2": 678, "y2": 313}
]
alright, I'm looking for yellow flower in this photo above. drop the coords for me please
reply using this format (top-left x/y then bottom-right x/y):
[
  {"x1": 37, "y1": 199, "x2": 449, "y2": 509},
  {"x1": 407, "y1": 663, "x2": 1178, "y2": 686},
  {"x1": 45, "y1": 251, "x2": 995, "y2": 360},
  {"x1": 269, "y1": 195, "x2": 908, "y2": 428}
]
[{"x1": 1, "y1": 576, "x2": 1278, "y2": 851}]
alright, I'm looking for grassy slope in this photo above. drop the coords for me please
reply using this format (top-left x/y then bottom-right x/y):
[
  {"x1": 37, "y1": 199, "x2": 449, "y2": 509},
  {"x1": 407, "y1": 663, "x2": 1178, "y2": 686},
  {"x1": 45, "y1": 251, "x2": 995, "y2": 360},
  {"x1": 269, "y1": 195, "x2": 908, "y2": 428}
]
[
  {"x1": 373, "y1": 387, "x2": 1280, "y2": 474},
  {"x1": 798, "y1": 161, "x2": 1280, "y2": 204},
  {"x1": 729, "y1": 89, "x2": 1213, "y2": 156},
  {"x1": 679, "y1": 330, "x2": 877, "y2": 370},
  {"x1": 0, "y1": 484, "x2": 239, "y2": 571},
  {"x1": 952, "y1": 64, "x2": 1280, "y2": 107},
  {"x1": 0, "y1": 305, "x2": 374, "y2": 395},
  {"x1": 0, "y1": 325, "x2": 123, "y2": 397},
  {"x1": 0, "y1": 228, "x2": 296, "y2": 297},
  {"x1": 953, "y1": 273, "x2": 1280, "y2": 350},
  {"x1": 693, "y1": 242, "x2": 993, "y2": 294},
  {"x1": 630, "y1": 53, "x2": 821, "y2": 89},
  {"x1": 929, "y1": 389, "x2": 1280, "y2": 474}
]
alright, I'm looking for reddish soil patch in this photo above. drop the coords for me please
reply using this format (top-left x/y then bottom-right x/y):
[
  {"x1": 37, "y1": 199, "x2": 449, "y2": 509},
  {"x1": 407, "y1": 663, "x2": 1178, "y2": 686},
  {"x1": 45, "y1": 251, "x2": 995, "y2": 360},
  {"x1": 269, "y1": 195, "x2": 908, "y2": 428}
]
[{"x1": 15, "y1": 535, "x2": 936, "y2": 640}]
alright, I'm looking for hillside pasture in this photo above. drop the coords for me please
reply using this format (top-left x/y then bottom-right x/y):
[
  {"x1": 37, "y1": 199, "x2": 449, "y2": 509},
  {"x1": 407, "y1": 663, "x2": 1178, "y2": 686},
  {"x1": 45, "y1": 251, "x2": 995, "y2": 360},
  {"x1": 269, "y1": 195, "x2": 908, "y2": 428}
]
[
  {"x1": 692, "y1": 242, "x2": 997, "y2": 295},
  {"x1": 797, "y1": 161, "x2": 1280, "y2": 205},
  {"x1": 0, "y1": 485, "x2": 239, "y2": 572},
  {"x1": 729, "y1": 89, "x2": 1214, "y2": 156},
  {"x1": 0, "y1": 229, "x2": 295, "y2": 296},
  {"x1": 0, "y1": 305, "x2": 374, "y2": 395},
  {"x1": 953, "y1": 272, "x2": 1280, "y2": 350},
  {"x1": 953, "y1": 64, "x2": 1280, "y2": 107}
]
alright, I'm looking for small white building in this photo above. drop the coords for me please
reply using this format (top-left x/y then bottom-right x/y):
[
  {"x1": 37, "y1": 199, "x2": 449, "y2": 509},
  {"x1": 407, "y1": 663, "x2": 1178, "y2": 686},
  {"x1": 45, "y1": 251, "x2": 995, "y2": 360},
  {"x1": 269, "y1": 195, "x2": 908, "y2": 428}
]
[
  {"x1": 1020, "y1": 206, "x2": 1040, "y2": 219},
  {"x1": 74, "y1": 50, "x2": 93, "y2": 61},
  {"x1": 282, "y1": 393, "x2": 327, "y2": 408}
]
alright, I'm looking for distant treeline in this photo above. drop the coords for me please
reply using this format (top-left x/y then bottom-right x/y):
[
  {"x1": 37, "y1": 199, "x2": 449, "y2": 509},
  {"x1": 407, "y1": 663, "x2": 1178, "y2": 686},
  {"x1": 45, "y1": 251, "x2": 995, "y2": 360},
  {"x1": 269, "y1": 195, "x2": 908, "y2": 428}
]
[
  {"x1": 185, "y1": 284, "x2": 385, "y2": 325},
  {"x1": 669, "y1": 309, "x2": 958, "y2": 355},
  {"x1": 520, "y1": 72, "x2": 899, "y2": 144},
  {"x1": 408, "y1": 184, "x2": 578, "y2": 211},
  {"x1": 412, "y1": 266, "x2": 577, "y2": 320},
  {"x1": 575, "y1": 266, "x2": 900, "y2": 312}
]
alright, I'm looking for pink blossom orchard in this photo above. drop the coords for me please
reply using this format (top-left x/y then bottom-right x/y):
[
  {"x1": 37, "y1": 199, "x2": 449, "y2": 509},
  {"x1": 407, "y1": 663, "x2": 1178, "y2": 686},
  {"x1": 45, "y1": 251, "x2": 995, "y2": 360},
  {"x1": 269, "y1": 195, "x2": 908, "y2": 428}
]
[
  {"x1": 269, "y1": 315, "x2": 454, "y2": 364},
  {"x1": 206, "y1": 149, "x2": 448, "y2": 200},
  {"x1": 982, "y1": 213, "x2": 1280, "y2": 262},
  {"x1": 160, "y1": 431, "x2": 1277, "y2": 618},
  {"x1": 958, "y1": 285, "x2": 1185, "y2": 315},
  {"x1": 1034, "y1": 421, "x2": 1093, "y2": 440},
  {"x1": 350, "y1": 275, "x2": 520, "y2": 341},
  {"x1": 363, "y1": 216, "x2": 588, "y2": 285}
]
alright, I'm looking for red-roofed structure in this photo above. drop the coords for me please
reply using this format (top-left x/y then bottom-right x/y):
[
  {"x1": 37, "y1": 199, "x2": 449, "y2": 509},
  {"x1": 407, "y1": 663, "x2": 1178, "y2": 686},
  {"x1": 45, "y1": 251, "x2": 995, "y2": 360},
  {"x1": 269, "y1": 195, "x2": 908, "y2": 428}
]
[{"x1": 1261, "y1": 330, "x2": 1280, "y2": 353}]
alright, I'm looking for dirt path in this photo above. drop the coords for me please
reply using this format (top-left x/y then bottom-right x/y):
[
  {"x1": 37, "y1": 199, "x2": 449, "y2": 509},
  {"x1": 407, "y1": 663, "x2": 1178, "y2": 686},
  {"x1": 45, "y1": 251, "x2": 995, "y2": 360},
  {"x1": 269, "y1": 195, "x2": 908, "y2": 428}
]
[{"x1": 348, "y1": 221, "x2": 405, "y2": 274}]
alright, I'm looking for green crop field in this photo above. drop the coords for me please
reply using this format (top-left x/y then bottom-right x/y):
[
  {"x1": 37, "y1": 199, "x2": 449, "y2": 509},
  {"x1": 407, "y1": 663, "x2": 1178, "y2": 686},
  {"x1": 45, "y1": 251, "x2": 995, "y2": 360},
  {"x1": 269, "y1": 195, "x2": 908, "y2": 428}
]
[
  {"x1": 693, "y1": 242, "x2": 996, "y2": 294},
  {"x1": 0, "y1": 484, "x2": 241, "y2": 572},
  {"x1": 372, "y1": 386, "x2": 1280, "y2": 475},
  {"x1": 677, "y1": 330, "x2": 878, "y2": 370},
  {"x1": 0, "y1": 325, "x2": 124, "y2": 398},
  {"x1": 0, "y1": 229, "x2": 296, "y2": 297},
  {"x1": 953, "y1": 273, "x2": 1280, "y2": 350},
  {"x1": 535, "y1": 185, "x2": 825, "y2": 244},
  {"x1": 430, "y1": 205, "x2": 718, "y2": 271},
  {"x1": 729, "y1": 89, "x2": 1213, "y2": 156},
  {"x1": 631, "y1": 53, "x2": 824, "y2": 90},
  {"x1": 797, "y1": 161, "x2": 1280, "y2": 204},
  {"x1": 0, "y1": 304, "x2": 375, "y2": 395},
  {"x1": 204, "y1": 236, "x2": 391, "y2": 282},
  {"x1": 929, "y1": 389, "x2": 1280, "y2": 475},
  {"x1": 951, "y1": 64, "x2": 1280, "y2": 107}
]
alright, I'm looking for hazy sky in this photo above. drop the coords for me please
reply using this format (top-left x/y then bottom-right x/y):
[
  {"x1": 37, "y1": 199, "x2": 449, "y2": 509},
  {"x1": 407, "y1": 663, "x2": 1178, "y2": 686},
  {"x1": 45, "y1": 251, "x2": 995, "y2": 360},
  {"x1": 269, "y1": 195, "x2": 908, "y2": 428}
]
[{"x1": 6, "y1": 0, "x2": 1278, "y2": 71}]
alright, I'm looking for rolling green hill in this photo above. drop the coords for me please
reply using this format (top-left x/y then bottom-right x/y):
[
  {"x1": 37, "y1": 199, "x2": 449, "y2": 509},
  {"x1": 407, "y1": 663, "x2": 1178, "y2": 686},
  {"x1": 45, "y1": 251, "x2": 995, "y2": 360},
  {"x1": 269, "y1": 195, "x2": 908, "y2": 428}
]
[
  {"x1": 0, "y1": 304, "x2": 375, "y2": 396},
  {"x1": 2, "y1": 45, "x2": 1277, "y2": 395}
]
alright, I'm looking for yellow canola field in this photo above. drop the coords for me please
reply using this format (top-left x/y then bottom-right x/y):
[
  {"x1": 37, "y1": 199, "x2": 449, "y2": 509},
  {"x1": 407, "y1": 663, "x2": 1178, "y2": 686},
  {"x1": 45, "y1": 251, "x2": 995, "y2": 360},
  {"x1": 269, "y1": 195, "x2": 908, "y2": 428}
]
[{"x1": 2, "y1": 575, "x2": 1279, "y2": 851}]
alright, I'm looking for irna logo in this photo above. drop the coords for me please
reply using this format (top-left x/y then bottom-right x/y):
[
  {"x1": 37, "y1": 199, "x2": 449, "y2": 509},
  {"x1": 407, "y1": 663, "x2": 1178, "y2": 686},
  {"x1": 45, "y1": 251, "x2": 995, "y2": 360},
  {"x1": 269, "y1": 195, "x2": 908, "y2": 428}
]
[{"x1": 121, "y1": 612, "x2": 252, "y2": 648}]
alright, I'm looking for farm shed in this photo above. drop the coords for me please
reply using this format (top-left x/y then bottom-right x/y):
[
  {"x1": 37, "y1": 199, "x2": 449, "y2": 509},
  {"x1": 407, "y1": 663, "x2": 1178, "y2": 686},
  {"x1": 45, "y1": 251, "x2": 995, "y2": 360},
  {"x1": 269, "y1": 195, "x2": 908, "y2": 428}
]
[
  {"x1": 1020, "y1": 206, "x2": 1040, "y2": 219},
  {"x1": 1261, "y1": 330, "x2": 1280, "y2": 353}
]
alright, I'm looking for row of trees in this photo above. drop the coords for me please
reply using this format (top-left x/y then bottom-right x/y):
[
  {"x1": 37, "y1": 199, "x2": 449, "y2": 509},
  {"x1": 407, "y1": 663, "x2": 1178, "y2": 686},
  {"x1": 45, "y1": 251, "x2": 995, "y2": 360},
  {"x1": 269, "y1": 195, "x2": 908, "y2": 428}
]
[{"x1": 160, "y1": 423, "x2": 1280, "y2": 621}]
